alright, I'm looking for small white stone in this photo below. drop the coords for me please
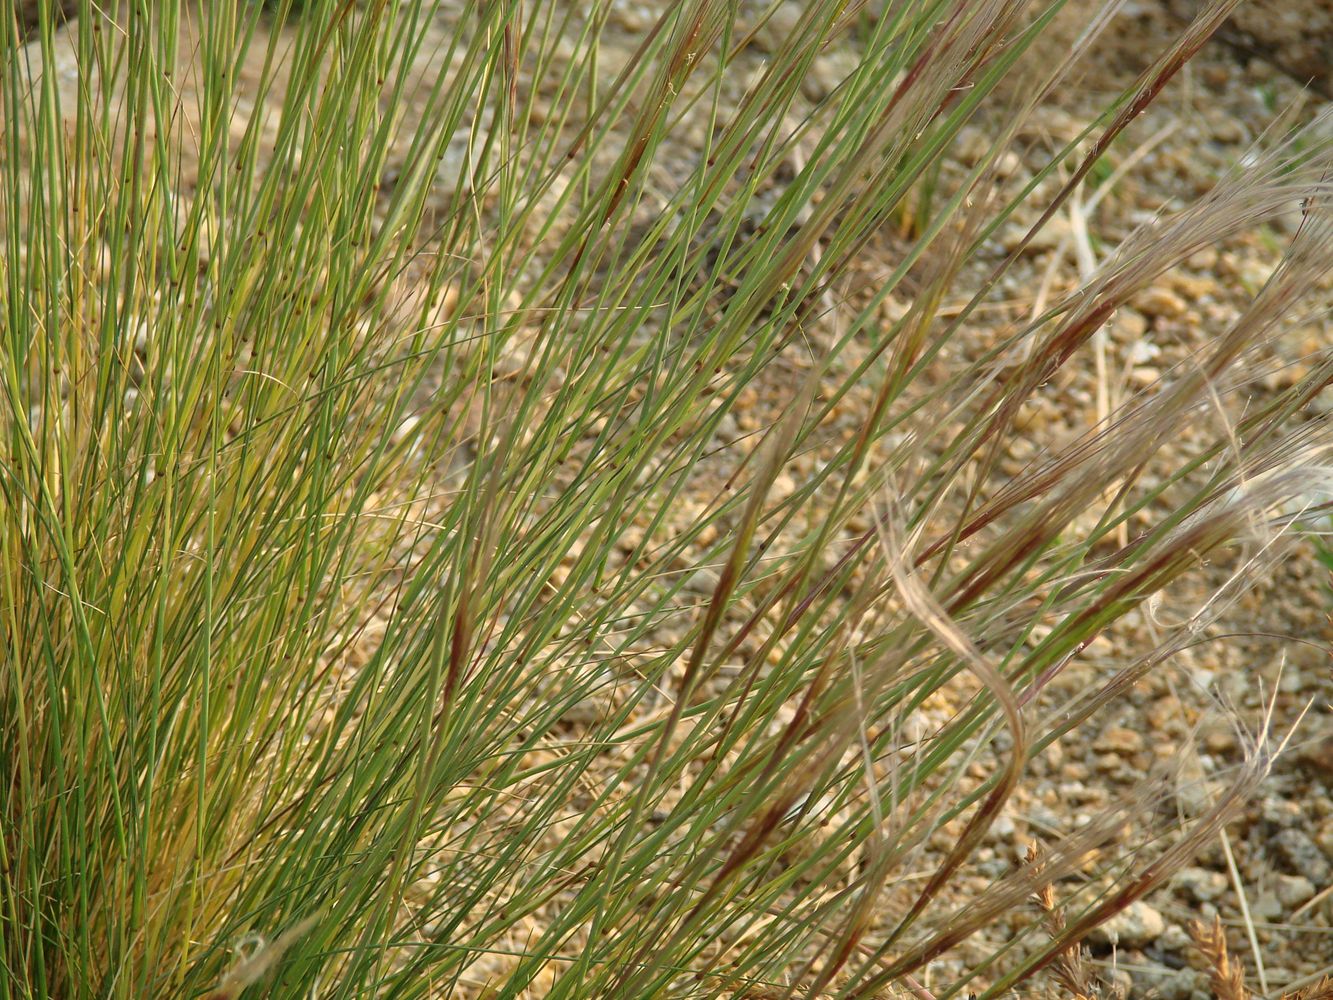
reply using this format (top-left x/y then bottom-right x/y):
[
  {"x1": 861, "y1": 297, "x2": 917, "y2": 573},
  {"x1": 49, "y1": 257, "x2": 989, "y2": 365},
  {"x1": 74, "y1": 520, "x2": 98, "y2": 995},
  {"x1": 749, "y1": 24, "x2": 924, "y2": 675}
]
[
  {"x1": 1275, "y1": 874, "x2": 1316, "y2": 908},
  {"x1": 994, "y1": 150, "x2": 1022, "y2": 178},
  {"x1": 686, "y1": 568, "x2": 718, "y2": 595},
  {"x1": 1088, "y1": 900, "x2": 1165, "y2": 948},
  {"x1": 392, "y1": 415, "x2": 421, "y2": 444},
  {"x1": 1174, "y1": 866, "x2": 1228, "y2": 902},
  {"x1": 133, "y1": 317, "x2": 151, "y2": 353},
  {"x1": 1129, "y1": 366, "x2": 1160, "y2": 388},
  {"x1": 1124, "y1": 339, "x2": 1159, "y2": 365}
]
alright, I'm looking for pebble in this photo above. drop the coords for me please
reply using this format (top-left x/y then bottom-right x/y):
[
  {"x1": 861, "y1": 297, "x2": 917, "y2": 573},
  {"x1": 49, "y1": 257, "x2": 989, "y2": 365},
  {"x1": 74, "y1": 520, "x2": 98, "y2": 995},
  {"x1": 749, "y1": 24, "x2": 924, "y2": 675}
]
[
  {"x1": 956, "y1": 128, "x2": 990, "y2": 167},
  {"x1": 1129, "y1": 366, "x2": 1160, "y2": 388},
  {"x1": 1314, "y1": 816, "x2": 1333, "y2": 859},
  {"x1": 391, "y1": 415, "x2": 422, "y2": 444},
  {"x1": 750, "y1": 1, "x2": 803, "y2": 54},
  {"x1": 1239, "y1": 260, "x2": 1275, "y2": 290},
  {"x1": 1275, "y1": 874, "x2": 1316, "y2": 908},
  {"x1": 1107, "y1": 968, "x2": 1134, "y2": 996},
  {"x1": 1088, "y1": 900, "x2": 1165, "y2": 948},
  {"x1": 1271, "y1": 828, "x2": 1331, "y2": 882},
  {"x1": 993, "y1": 150, "x2": 1022, "y2": 179},
  {"x1": 1095, "y1": 725, "x2": 1145, "y2": 755},
  {"x1": 1003, "y1": 213, "x2": 1071, "y2": 253},
  {"x1": 1083, "y1": 634, "x2": 1113, "y2": 658},
  {"x1": 686, "y1": 568, "x2": 718, "y2": 595},
  {"x1": 1260, "y1": 796, "x2": 1303, "y2": 828},
  {"x1": 1134, "y1": 286, "x2": 1188, "y2": 319},
  {"x1": 608, "y1": 2, "x2": 650, "y2": 33},
  {"x1": 1186, "y1": 247, "x2": 1219, "y2": 270},
  {"x1": 1296, "y1": 734, "x2": 1333, "y2": 773},
  {"x1": 1165, "y1": 273, "x2": 1215, "y2": 301},
  {"x1": 131, "y1": 316, "x2": 151, "y2": 353},
  {"x1": 1124, "y1": 339, "x2": 1160, "y2": 366},
  {"x1": 1012, "y1": 400, "x2": 1048, "y2": 432},
  {"x1": 990, "y1": 814, "x2": 1017, "y2": 841},
  {"x1": 1112, "y1": 309, "x2": 1150, "y2": 342},
  {"x1": 1202, "y1": 724, "x2": 1237, "y2": 753},
  {"x1": 1135, "y1": 966, "x2": 1198, "y2": 1000},
  {"x1": 1174, "y1": 866, "x2": 1228, "y2": 902},
  {"x1": 801, "y1": 50, "x2": 859, "y2": 102},
  {"x1": 1006, "y1": 437, "x2": 1036, "y2": 462},
  {"x1": 561, "y1": 692, "x2": 613, "y2": 726},
  {"x1": 1252, "y1": 891, "x2": 1283, "y2": 921},
  {"x1": 1145, "y1": 699, "x2": 1179, "y2": 730},
  {"x1": 1158, "y1": 923, "x2": 1193, "y2": 952}
]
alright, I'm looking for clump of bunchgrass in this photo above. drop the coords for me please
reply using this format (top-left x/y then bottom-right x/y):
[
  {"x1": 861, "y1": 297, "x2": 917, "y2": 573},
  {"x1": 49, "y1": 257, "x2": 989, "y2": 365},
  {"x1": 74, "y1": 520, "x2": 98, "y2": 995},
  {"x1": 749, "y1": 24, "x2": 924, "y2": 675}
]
[{"x1": 2, "y1": 2, "x2": 1331, "y2": 998}]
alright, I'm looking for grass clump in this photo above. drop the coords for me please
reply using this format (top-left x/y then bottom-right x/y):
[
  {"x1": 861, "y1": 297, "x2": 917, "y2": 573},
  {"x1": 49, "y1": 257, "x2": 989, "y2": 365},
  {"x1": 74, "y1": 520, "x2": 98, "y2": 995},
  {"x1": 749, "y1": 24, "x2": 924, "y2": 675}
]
[{"x1": 2, "y1": 1, "x2": 1331, "y2": 997}]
